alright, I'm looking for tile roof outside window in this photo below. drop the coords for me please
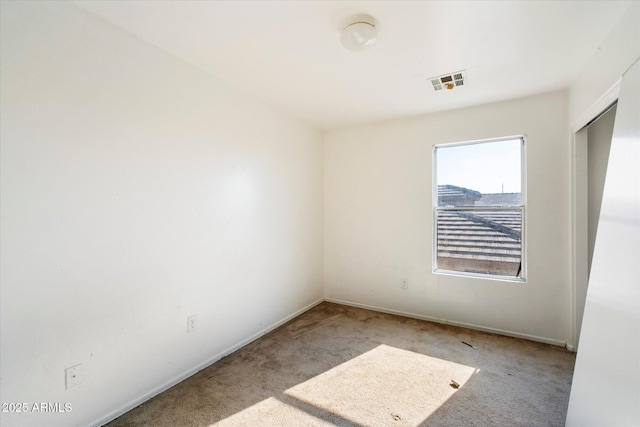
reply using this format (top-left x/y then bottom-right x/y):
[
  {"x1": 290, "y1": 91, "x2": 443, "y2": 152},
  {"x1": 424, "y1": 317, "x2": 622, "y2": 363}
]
[{"x1": 436, "y1": 185, "x2": 522, "y2": 277}]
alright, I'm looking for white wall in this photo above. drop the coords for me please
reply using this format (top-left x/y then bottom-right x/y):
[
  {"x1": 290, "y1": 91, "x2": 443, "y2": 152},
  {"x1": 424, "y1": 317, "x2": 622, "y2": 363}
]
[
  {"x1": 0, "y1": 2, "x2": 323, "y2": 426},
  {"x1": 324, "y1": 90, "x2": 570, "y2": 345},
  {"x1": 569, "y1": 1, "x2": 639, "y2": 130},
  {"x1": 566, "y1": 58, "x2": 639, "y2": 427}
]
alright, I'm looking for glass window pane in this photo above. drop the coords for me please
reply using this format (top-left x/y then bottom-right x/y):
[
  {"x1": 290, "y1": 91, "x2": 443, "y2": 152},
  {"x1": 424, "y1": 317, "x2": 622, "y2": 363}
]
[
  {"x1": 436, "y1": 139, "x2": 522, "y2": 207},
  {"x1": 436, "y1": 209, "x2": 522, "y2": 277}
]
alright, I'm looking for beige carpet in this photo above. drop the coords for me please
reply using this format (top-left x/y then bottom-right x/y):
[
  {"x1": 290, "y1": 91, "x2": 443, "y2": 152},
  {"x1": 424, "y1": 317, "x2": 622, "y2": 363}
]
[{"x1": 106, "y1": 302, "x2": 575, "y2": 426}]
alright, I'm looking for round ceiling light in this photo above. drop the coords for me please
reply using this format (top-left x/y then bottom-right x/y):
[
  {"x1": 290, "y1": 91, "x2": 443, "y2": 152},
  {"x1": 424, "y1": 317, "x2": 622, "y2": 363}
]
[{"x1": 341, "y1": 14, "x2": 377, "y2": 52}]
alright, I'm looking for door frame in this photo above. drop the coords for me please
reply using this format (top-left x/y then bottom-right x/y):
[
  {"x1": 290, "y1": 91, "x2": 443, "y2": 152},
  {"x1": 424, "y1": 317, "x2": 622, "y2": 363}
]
[{"x1": 568, "y1": 80, "x2": 620, "y2": 351}]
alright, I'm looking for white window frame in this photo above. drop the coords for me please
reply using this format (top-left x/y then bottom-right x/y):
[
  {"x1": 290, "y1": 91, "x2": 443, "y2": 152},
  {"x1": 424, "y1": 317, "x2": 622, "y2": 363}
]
[{"x1": 433, "y1": 135, "x2": 527, "y2": 282}]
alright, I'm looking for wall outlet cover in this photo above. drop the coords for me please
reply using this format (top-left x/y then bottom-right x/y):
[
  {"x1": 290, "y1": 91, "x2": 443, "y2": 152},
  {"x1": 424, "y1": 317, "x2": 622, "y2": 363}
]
[{"x1": 65, "y1": 364, "x2": 82, "y2": 389}]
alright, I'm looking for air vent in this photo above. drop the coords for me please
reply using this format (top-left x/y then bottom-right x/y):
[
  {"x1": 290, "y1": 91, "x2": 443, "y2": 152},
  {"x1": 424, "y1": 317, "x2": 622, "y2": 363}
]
[{"x1": 429, "y1": 70, "x2": 466, "y2": 91}]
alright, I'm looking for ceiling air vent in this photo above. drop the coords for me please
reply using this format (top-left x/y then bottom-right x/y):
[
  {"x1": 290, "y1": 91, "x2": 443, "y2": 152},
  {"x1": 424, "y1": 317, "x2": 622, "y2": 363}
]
[{"x1": 430, "y1": 70, "x2": 466, "y2": 91}]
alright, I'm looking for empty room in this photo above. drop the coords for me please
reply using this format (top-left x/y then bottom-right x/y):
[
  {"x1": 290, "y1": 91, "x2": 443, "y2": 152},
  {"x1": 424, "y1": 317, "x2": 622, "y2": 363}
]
[{"x1": 1, "y1": 1, "x2": 638, "y2": 426}]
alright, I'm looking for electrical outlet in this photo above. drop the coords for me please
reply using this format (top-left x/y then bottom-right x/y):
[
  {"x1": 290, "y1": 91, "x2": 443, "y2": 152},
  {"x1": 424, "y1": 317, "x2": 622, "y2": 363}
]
[
  {"x1": 401, "y1": 278, "x2": 409, "y2": 289},
  {"x1": 187, "y1": 315, "x2": 197, "y2": 333},
  {"x1": 65, "y1": 364, "x2": 82, "y2": 389}
]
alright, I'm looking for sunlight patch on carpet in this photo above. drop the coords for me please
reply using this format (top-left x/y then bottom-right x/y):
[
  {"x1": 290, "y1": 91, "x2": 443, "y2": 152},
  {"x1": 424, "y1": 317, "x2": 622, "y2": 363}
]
[{"x1": 285, "y1": 344, "x2": 477, "y2": 426}]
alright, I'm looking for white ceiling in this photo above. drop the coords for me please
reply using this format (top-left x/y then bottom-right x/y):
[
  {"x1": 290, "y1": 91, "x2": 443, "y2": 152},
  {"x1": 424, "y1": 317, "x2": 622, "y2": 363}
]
[{"x1": 73, "y1": 1, "x2": 632, "y2": 131}]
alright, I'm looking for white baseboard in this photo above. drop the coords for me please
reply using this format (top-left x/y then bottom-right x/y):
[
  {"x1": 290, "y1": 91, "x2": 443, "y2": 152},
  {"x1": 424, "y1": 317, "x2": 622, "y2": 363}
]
[
  {"x1": 324, "y1": 297, "x2": 567, "y2": 348},
  {"x1": 90, "y1": 298, "x2": 324, "y2": 427}
]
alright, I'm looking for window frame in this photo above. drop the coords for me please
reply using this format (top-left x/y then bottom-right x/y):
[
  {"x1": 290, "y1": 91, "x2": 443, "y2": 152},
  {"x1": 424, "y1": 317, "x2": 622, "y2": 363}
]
[{"x1": 432, "y1": 135, "x2": 527, "y2": 282}]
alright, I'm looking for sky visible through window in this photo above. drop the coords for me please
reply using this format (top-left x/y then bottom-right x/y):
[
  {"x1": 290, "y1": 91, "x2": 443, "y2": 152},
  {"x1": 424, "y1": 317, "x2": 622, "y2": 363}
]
[{"x1": 436, "y1": 138, "x2": 522, "y2": 194}]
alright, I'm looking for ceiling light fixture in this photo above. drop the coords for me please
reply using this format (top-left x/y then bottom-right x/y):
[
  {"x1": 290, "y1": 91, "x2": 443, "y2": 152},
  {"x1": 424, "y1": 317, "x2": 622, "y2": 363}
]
[{"x1": 341, "y1": 14, "x2": 377, "y2": 52}]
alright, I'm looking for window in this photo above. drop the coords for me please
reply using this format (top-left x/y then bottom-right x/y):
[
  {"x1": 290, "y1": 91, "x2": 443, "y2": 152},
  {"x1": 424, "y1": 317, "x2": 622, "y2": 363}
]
[{"x1": 433, "y1": 136, "x2": 525, "y2": 280}]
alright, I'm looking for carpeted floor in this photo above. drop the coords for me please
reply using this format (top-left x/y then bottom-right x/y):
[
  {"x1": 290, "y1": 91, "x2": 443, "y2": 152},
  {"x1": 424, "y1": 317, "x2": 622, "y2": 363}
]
[{"x1": 106, "y1": 302, "x2": 576, "y2": 426}]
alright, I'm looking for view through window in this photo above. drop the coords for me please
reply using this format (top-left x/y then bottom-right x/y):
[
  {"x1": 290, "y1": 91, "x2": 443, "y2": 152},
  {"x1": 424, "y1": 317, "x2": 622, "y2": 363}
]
[{"x1": 433, "y1": 137, "x2": 525, "y2": 280}]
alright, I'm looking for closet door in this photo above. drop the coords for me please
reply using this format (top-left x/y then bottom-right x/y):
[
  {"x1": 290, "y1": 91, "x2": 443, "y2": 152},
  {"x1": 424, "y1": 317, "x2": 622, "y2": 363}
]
[{"x1": 566, "y1": 59, "x2": 639, "y2": 426}]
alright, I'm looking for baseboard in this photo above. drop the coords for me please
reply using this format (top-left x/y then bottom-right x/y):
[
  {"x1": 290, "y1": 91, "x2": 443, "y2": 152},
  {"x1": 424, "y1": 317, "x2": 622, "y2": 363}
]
[
  {"x1": 324, "y1": 297, "x2": 567, "y2": 348},
  {"x1": 91, "y1": 298, "x2": 324, "y2": 427}
]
